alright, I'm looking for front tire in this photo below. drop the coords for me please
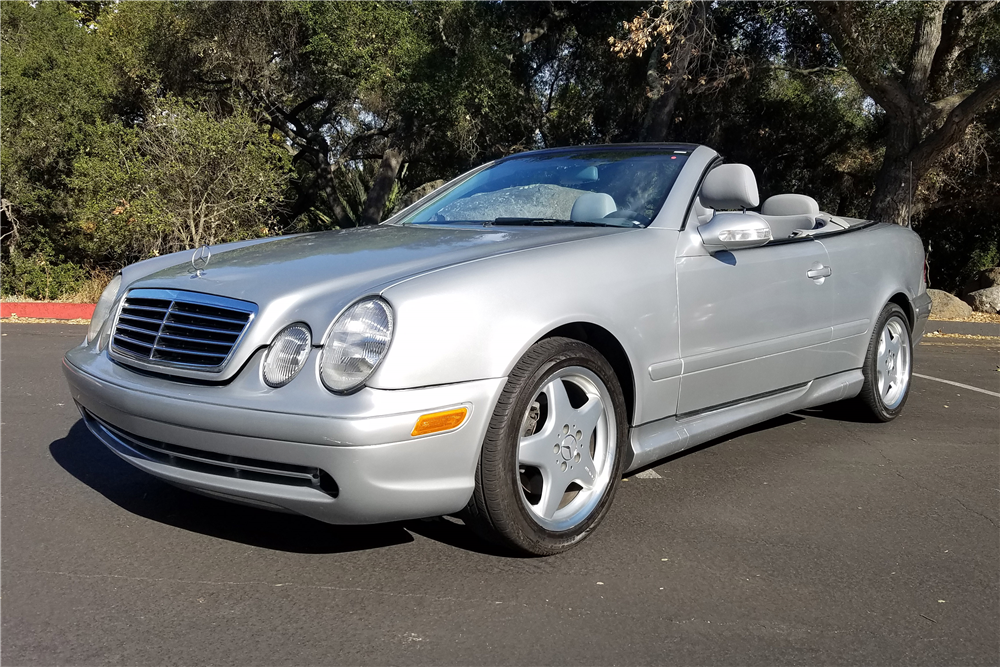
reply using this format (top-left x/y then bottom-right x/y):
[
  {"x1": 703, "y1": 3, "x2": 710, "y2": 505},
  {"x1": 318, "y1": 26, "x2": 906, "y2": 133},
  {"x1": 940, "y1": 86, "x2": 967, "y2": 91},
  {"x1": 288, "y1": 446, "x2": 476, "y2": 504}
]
[
  {"x1": 463, "y1": 337, "x2": 628, "y2": 555},
  {"x1": 857, "y1": 303, "x2": 913, "y2": 422}
]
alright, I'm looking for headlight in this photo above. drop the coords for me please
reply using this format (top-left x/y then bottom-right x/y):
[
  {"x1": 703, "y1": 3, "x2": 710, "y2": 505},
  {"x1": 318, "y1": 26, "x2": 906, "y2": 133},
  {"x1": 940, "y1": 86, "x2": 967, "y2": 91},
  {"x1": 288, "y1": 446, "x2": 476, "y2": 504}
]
[
  {"x1": 88, "y1": 274, "x2": 122, "y2": 344},
  {"x1": 263, "y1": 323, "x2": 312, "y2": 388},
  {"x1": 320, "y1": 298, "x2": 393, "y2": 393}
]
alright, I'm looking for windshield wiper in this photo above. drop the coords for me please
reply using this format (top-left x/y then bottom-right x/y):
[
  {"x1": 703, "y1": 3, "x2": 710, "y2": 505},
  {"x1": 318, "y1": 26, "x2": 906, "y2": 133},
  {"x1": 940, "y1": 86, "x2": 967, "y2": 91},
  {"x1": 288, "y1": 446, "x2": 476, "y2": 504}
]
[{"x1": 489, "y1": 217, "x2": 616, "y2": 227}]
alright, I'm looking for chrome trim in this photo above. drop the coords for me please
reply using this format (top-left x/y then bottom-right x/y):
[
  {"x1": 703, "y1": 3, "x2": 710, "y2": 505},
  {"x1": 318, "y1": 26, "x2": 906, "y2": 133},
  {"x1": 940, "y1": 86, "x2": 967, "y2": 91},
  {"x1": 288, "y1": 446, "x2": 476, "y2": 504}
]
[{"x1": 109, "y1": 288, "x2": 258, "y2": 375}]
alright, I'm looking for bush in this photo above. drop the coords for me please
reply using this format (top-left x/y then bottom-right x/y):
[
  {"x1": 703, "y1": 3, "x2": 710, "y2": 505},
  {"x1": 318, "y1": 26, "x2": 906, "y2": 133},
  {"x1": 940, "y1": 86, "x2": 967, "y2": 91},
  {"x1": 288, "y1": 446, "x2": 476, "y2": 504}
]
[{"x1": 0, "y1": 248, "x2": 87, "y2": 301}]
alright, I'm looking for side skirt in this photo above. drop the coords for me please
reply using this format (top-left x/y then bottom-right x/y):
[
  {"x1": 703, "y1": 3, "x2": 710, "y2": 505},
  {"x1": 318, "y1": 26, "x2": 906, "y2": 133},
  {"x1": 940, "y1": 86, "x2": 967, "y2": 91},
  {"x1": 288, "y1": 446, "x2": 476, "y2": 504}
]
[{"x1": 625, "y1": 369, "x2": 864, "y2": 473}]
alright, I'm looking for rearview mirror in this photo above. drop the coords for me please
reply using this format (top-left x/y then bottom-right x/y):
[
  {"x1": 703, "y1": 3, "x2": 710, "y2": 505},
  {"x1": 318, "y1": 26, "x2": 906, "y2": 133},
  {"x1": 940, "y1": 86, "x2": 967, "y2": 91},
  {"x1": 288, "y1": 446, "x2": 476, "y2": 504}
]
[{"x1": 698, "y1": 213, "x2": 772, "y2": 252}]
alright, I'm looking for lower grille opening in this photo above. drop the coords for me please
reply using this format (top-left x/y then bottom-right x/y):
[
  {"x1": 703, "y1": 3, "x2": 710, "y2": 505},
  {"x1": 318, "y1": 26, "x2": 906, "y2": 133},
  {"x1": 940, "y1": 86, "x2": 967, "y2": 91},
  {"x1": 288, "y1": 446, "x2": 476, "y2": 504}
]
[{"x1": 82, "y1": 408, "x2": 339, "y2": 498}]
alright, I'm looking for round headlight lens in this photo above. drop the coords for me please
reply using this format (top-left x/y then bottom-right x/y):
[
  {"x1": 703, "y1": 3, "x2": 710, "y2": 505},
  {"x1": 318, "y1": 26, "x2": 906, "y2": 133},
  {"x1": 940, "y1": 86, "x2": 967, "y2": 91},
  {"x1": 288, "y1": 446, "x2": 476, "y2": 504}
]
[
  {"x1": 88, "y1": 274, "x2": 122, "y2": 344},
  {"x1": 263, "y1": 324, "x2": 312, "y2": 388},
  {"x1": 320, "y1": 298, "x2": 393, "y2": 393}
]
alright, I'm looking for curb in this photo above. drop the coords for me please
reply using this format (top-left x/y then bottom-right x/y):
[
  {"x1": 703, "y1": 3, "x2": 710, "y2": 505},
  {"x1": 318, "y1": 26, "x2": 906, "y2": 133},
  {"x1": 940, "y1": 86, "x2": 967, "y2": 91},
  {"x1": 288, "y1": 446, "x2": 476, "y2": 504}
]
[{"x1": 1, "y1": 302, "x2": 96, "y2": 320}]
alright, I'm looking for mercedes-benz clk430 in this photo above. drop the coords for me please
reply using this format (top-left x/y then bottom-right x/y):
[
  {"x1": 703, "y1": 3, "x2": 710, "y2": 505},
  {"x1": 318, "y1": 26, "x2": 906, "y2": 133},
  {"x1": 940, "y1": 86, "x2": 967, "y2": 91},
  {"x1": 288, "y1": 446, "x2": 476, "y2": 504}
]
[{"x1": 64, "y1": 144, "x2": 931, "y2": 555}]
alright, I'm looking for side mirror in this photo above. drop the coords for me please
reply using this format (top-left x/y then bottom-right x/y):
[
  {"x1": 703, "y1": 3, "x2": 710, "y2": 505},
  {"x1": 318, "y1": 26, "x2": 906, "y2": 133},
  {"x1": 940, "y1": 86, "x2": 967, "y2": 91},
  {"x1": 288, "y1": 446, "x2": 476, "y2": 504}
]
[{"x1": 698, "y1": 213, "x2": 772, "y2": 253}]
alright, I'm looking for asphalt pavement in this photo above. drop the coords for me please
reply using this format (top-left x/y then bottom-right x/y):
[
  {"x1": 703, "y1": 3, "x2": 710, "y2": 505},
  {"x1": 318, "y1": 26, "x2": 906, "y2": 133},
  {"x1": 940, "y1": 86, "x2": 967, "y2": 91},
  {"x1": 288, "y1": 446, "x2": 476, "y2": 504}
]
[{"x1": 2, "y1": 323, "x2": 997, "y2": 666}]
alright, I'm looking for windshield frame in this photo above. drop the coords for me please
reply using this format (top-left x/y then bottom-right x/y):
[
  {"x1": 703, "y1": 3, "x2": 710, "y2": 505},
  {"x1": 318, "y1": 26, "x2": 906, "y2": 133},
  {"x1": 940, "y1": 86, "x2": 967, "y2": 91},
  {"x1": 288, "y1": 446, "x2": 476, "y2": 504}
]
[{"x1": 384, "y1": 144, "x2": 698, "y2": 230}]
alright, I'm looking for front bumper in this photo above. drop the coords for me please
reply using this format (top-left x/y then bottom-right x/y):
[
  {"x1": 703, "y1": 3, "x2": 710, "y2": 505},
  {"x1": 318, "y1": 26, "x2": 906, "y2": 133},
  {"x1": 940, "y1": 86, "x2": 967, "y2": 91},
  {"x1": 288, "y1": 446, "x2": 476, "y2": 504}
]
[
  {"x1": 63, "y1": 343, "x2": 506, "y2": 524},
  {"x1": 912, "y1": 289, "x2": 932, "y2": 344}
]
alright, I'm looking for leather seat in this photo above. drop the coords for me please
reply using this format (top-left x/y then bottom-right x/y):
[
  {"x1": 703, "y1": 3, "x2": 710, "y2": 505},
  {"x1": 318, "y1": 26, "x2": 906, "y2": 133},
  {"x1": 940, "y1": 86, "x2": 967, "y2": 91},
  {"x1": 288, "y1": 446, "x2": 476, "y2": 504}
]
[
  {"x1": 761, "y1": 194, "x2": 819, "y2": 216},
  {"x1": 699, "y1": 166, "x2": 821, "y2": 240},
  {"x1": 699, "y1": 164, "x2": 759, "y2": 211},
  {"x1": 760, "y1": 194, "x2": 820, "y2": 239},
  {"x1": 571, "y1": 192, "x2": 617, "y2": 222}
]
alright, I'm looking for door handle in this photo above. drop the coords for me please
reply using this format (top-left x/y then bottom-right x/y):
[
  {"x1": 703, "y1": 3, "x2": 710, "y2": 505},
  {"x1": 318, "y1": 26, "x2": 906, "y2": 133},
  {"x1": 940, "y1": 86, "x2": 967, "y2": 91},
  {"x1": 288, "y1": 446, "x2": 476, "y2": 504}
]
[{"x1": 807, "y1": 265, "x2": 832, "y2": 279}]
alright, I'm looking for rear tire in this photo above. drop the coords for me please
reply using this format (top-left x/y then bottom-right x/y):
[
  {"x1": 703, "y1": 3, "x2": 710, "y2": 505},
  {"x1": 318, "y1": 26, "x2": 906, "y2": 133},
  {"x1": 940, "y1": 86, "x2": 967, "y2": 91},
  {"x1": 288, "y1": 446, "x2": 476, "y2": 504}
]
[
  {"x1": 856, "y1": 303, "x2": 913, "y2": 422},
  {"x1": 463, "y1": 337, "x2": 627, "y2": 556}
]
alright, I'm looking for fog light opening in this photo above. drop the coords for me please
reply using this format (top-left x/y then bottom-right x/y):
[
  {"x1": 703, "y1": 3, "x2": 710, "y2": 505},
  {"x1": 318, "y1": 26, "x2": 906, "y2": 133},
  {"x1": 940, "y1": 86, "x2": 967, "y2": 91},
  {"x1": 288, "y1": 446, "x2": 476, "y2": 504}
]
[{"x1": 318, "y1": 470, "x2": 339, "y2": 498}]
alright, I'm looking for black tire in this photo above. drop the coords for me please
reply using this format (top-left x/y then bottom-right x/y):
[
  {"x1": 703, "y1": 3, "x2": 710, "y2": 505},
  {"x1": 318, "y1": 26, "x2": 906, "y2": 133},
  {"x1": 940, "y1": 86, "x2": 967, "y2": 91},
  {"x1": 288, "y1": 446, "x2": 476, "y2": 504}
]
[
  {"x1": 463, "y1": 337, "x2": 628, "y2": 556},
  {"x1": 856, "y1": 303, "x2": 913, "y2": 422}
]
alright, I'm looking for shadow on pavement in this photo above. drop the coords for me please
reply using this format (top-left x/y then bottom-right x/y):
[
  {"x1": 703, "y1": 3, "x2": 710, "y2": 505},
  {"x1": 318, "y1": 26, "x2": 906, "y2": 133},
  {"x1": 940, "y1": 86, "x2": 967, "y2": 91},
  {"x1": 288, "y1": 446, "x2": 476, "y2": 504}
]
[
  {"x1": 794, "y1": 398, "x2": 876, "y2": 423},
  {"x1": 50, "y1": 419, "x2": 511, "y2": 557}
]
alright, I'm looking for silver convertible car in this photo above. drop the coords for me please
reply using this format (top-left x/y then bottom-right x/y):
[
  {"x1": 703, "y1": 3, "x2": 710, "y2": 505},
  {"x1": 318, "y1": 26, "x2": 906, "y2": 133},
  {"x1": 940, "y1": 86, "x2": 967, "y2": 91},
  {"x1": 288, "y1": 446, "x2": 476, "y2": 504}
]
[{"x1": 64, "y1": 144, "x2": 931, "y2": 555}]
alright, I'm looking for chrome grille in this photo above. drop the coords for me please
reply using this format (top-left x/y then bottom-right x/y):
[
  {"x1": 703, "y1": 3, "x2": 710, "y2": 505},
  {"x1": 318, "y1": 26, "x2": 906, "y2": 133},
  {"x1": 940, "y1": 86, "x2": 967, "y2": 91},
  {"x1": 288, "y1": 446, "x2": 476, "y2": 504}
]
[{"x1": 111, "y1": 288, "x2": 256, "y2": 372}]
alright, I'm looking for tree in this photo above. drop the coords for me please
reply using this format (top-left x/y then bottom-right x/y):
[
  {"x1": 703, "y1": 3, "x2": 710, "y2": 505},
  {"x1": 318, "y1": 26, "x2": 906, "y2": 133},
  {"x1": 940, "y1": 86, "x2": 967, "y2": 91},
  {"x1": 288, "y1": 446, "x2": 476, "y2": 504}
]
[
  {"x1": 812, "y1": 1, "x2": 1000, "y2": 224},
  {"x1": 71, "y1": 98, "x2": 291, "y2": 265},
  {"x1": 610, "y1": 1, "x2": 748, "y2": 141},
  {"x1": 0, "y1": 0, "x2": 118, "y2": 274}
]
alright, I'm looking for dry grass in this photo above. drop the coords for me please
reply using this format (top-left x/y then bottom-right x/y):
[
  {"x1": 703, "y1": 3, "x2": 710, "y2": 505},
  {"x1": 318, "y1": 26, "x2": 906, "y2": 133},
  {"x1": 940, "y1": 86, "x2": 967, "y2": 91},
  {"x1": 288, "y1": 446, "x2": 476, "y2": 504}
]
[
  {"x1": 923, "y1": 331, "x2": 1000, "y2": 341},
  {"x1": 930, "y1": 312, "x2": 1000, "y2": 324},
  {"x1": 1, "y1": 317, "x2": 89, "y2": 324},
  {"x1": 1, "y1": 268, "x2": 115, "y2": 304},
  {"x1": 64, "y1": 268, "x2": 115, "y2": 303}
]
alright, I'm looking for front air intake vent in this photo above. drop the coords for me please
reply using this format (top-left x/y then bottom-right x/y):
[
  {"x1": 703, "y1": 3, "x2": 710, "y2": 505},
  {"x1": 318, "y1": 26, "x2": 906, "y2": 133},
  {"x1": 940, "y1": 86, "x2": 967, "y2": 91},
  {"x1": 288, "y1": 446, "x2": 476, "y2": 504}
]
[{"x1": 110, "y1": 289, "x2": 256, "y2": 372}]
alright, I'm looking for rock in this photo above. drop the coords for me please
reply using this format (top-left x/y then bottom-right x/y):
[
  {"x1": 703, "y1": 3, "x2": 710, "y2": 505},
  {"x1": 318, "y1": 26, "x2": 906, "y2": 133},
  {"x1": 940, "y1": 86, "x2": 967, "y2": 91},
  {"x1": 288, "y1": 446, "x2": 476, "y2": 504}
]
[
  {"x1": 965, "y1": 285, "x2": 1000, "y2": 314},
  {"x1": 959, "y1": 266, "x2": 1000, "y2": 297},
  {"x1": 928, "y1": 289, "x2": 972, "y2": 319}
]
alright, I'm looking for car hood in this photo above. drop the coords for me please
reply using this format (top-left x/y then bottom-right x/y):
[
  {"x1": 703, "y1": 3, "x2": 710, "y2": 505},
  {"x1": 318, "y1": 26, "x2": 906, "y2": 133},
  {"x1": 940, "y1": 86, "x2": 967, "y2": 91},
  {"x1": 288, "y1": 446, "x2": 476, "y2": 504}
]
[
  {"x1": 125, "y1": 224, "x2": 631, "y2": 374},
  {"x1": 132, "y1": 224, "x2": 625, "y2": 304}
]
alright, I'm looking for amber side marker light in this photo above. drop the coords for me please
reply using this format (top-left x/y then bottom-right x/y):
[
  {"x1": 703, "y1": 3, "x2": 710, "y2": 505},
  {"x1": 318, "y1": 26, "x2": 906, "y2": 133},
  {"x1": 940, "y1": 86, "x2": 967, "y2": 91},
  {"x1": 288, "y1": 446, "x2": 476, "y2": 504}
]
[{"x1": 411, "y1": 407, "x2": 468, "y2": 437}]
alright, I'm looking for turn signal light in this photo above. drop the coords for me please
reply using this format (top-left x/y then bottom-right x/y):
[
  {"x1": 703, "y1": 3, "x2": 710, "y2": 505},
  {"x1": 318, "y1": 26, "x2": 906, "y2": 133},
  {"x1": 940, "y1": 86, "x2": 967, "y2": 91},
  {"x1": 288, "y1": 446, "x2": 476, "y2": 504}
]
[{"x1": 411, "y1": 407, "x2": 468, "y2": 437}]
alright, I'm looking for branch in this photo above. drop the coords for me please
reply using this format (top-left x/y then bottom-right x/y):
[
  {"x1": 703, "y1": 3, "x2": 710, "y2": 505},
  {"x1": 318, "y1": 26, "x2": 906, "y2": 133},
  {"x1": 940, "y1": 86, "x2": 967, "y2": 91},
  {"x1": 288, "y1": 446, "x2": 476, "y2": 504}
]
[
  {"x1": 811, "y1": 2, "x2": 915, "y2": 118},
  {"x1": 914, "y1": 73, "x2": 1000, "y2": 164},
  {"x1": 521, "y1": 5, "x2": 569, "y2": 45},
  {"x1": 929, "y1": 88, "x2": 974, "y2": 118},
  {"x1": 330, "y1": 125, "x2": 397, "y2": 172},
  {"x1": 967, "y1": 0, "x2": 1000, "y2": 24},
  {"x1": 903, "y1": 1, "x2": 947, "y2": 101},
  {"x1": 929, "y1": 1, "x2": 998, "y2": 97},
  {"x1": 771, "y1": 65, "x2": 849, "y2": 76},
  {"x1": 286, "y1": 94, "x2": 324, "y2": 121}
]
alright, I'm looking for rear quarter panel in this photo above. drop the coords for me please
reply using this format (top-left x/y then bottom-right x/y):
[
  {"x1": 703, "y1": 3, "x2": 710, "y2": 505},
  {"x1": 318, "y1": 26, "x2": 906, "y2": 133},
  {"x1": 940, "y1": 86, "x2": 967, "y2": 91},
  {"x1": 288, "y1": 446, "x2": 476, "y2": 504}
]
[{"x1": 819, "y1": 222, "x2": 925, "y2": 371}]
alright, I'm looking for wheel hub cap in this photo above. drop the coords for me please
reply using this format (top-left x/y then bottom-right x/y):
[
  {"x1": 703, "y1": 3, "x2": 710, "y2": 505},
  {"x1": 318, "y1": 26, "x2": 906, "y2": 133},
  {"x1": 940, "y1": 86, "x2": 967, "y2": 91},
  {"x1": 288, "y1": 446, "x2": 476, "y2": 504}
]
[{"x1": 559, "y1": 436, "x2": 577, "y2": 461}]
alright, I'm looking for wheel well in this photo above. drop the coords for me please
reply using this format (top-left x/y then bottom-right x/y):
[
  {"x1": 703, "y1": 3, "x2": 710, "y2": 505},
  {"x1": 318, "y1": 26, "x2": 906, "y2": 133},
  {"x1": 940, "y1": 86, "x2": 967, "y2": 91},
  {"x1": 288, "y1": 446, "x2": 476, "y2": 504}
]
[
  {"x1": 888, "y1": 292, "x2": 914, "y2": 329},
  {"x1": 543, "y1": 323, "x2": 636, "y2": 426}
]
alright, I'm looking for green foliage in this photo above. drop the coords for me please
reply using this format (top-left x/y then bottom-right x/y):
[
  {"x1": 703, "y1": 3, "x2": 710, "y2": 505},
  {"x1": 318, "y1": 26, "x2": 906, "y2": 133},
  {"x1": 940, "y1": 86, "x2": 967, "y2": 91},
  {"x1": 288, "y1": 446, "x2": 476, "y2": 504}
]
[
  {"x1": 70, "y1": 98, "x2": 291, "y2": 264},
  {"x1": 0, "y1": 0, "x2": 996, "y2": 299},
  {"x1": 1, "y1": 246, "x2": 87, "y2": 301}
]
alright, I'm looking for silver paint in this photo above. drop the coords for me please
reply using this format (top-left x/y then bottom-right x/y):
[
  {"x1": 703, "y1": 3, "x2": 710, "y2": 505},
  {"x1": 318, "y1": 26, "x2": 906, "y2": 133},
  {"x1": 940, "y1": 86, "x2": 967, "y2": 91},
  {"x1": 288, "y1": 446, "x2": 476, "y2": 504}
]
[{"x1": 63, "y1": 143, "x2": 929, "y2": 525}]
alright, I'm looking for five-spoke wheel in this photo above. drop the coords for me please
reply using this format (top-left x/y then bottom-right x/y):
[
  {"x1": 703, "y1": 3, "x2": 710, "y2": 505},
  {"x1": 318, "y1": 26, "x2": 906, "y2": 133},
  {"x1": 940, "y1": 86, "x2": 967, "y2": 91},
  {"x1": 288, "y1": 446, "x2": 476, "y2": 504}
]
[
  {"x1": 516, "y1": 366, "x2": 617, "y2": 532},
  {"x1": 858, "y1": 303, "x2": 913, "y2": 421},
  {"x1": 464, "y1": 337, "x2": 627, "y2": 555}
]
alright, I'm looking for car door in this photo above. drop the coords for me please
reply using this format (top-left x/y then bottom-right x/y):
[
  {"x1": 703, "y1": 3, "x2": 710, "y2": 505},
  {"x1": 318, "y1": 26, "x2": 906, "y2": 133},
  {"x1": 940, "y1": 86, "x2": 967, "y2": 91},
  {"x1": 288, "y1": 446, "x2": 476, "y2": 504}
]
[{"x1": 674, "y1": 238, "x2": 835, "y2": 415}]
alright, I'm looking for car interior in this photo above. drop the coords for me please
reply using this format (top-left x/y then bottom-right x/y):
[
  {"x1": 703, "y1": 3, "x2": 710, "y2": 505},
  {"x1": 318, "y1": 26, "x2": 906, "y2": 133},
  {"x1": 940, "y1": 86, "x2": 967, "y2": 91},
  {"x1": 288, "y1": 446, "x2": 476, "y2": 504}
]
[{"x1": 697, "y1": 163, "x2": 852, "y2": 241}]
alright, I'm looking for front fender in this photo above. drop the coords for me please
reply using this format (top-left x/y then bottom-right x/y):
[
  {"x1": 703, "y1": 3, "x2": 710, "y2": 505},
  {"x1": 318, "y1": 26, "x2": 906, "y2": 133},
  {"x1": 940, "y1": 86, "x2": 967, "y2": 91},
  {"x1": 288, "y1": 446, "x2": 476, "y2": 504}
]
[{"x1": 371, "y1": 228, "x2": 683, "y2": 426}]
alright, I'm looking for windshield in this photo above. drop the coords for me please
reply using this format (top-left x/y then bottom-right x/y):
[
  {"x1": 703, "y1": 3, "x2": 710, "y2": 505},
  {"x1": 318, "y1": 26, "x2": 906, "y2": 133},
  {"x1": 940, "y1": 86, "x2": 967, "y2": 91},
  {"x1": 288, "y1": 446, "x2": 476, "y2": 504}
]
[{"x1": 397, "y1": 149, "x2": 690, "y2": 228}]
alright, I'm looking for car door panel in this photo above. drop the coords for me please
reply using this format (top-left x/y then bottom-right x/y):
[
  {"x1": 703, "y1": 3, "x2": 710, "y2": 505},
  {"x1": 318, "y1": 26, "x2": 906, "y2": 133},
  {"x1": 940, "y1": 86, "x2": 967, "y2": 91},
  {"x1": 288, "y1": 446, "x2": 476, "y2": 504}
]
[{"x1": 675, "y1": 240, "x2": 834, "y2": 415}]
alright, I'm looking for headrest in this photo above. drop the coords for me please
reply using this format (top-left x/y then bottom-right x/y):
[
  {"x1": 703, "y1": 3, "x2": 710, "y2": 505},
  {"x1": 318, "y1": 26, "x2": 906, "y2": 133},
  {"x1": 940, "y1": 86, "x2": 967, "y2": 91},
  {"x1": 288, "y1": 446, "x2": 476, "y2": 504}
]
[
  {"x1": 570, "y1": 192, "x2": 617, "y2": 222},
  {"x1": 761, "y1": 194, "x2": 820, "y2": 217},
  {"x1": 700, "y1": 164, "x2": 759, "y2": 210}
]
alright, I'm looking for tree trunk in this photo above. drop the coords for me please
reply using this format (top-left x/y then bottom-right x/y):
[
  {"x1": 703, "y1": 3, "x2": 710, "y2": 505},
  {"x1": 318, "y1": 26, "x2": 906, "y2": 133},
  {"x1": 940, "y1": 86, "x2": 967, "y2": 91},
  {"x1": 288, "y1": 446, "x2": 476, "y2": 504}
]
[
  {"x1": 640, "y1": 3, "x2": 702, "y2": 142},
  {"x1": 868, "y1": 120, "x2": 916, "y2": 225},
  {"x1": 360, "y1": 149, "x2": 404, "y2": 226},
  {"x1": 867, "y1": 119, "x2": 936, "y2": 225},
  {"x1": 642, "y1": 86, "x2": 682, "y2": 143}
]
